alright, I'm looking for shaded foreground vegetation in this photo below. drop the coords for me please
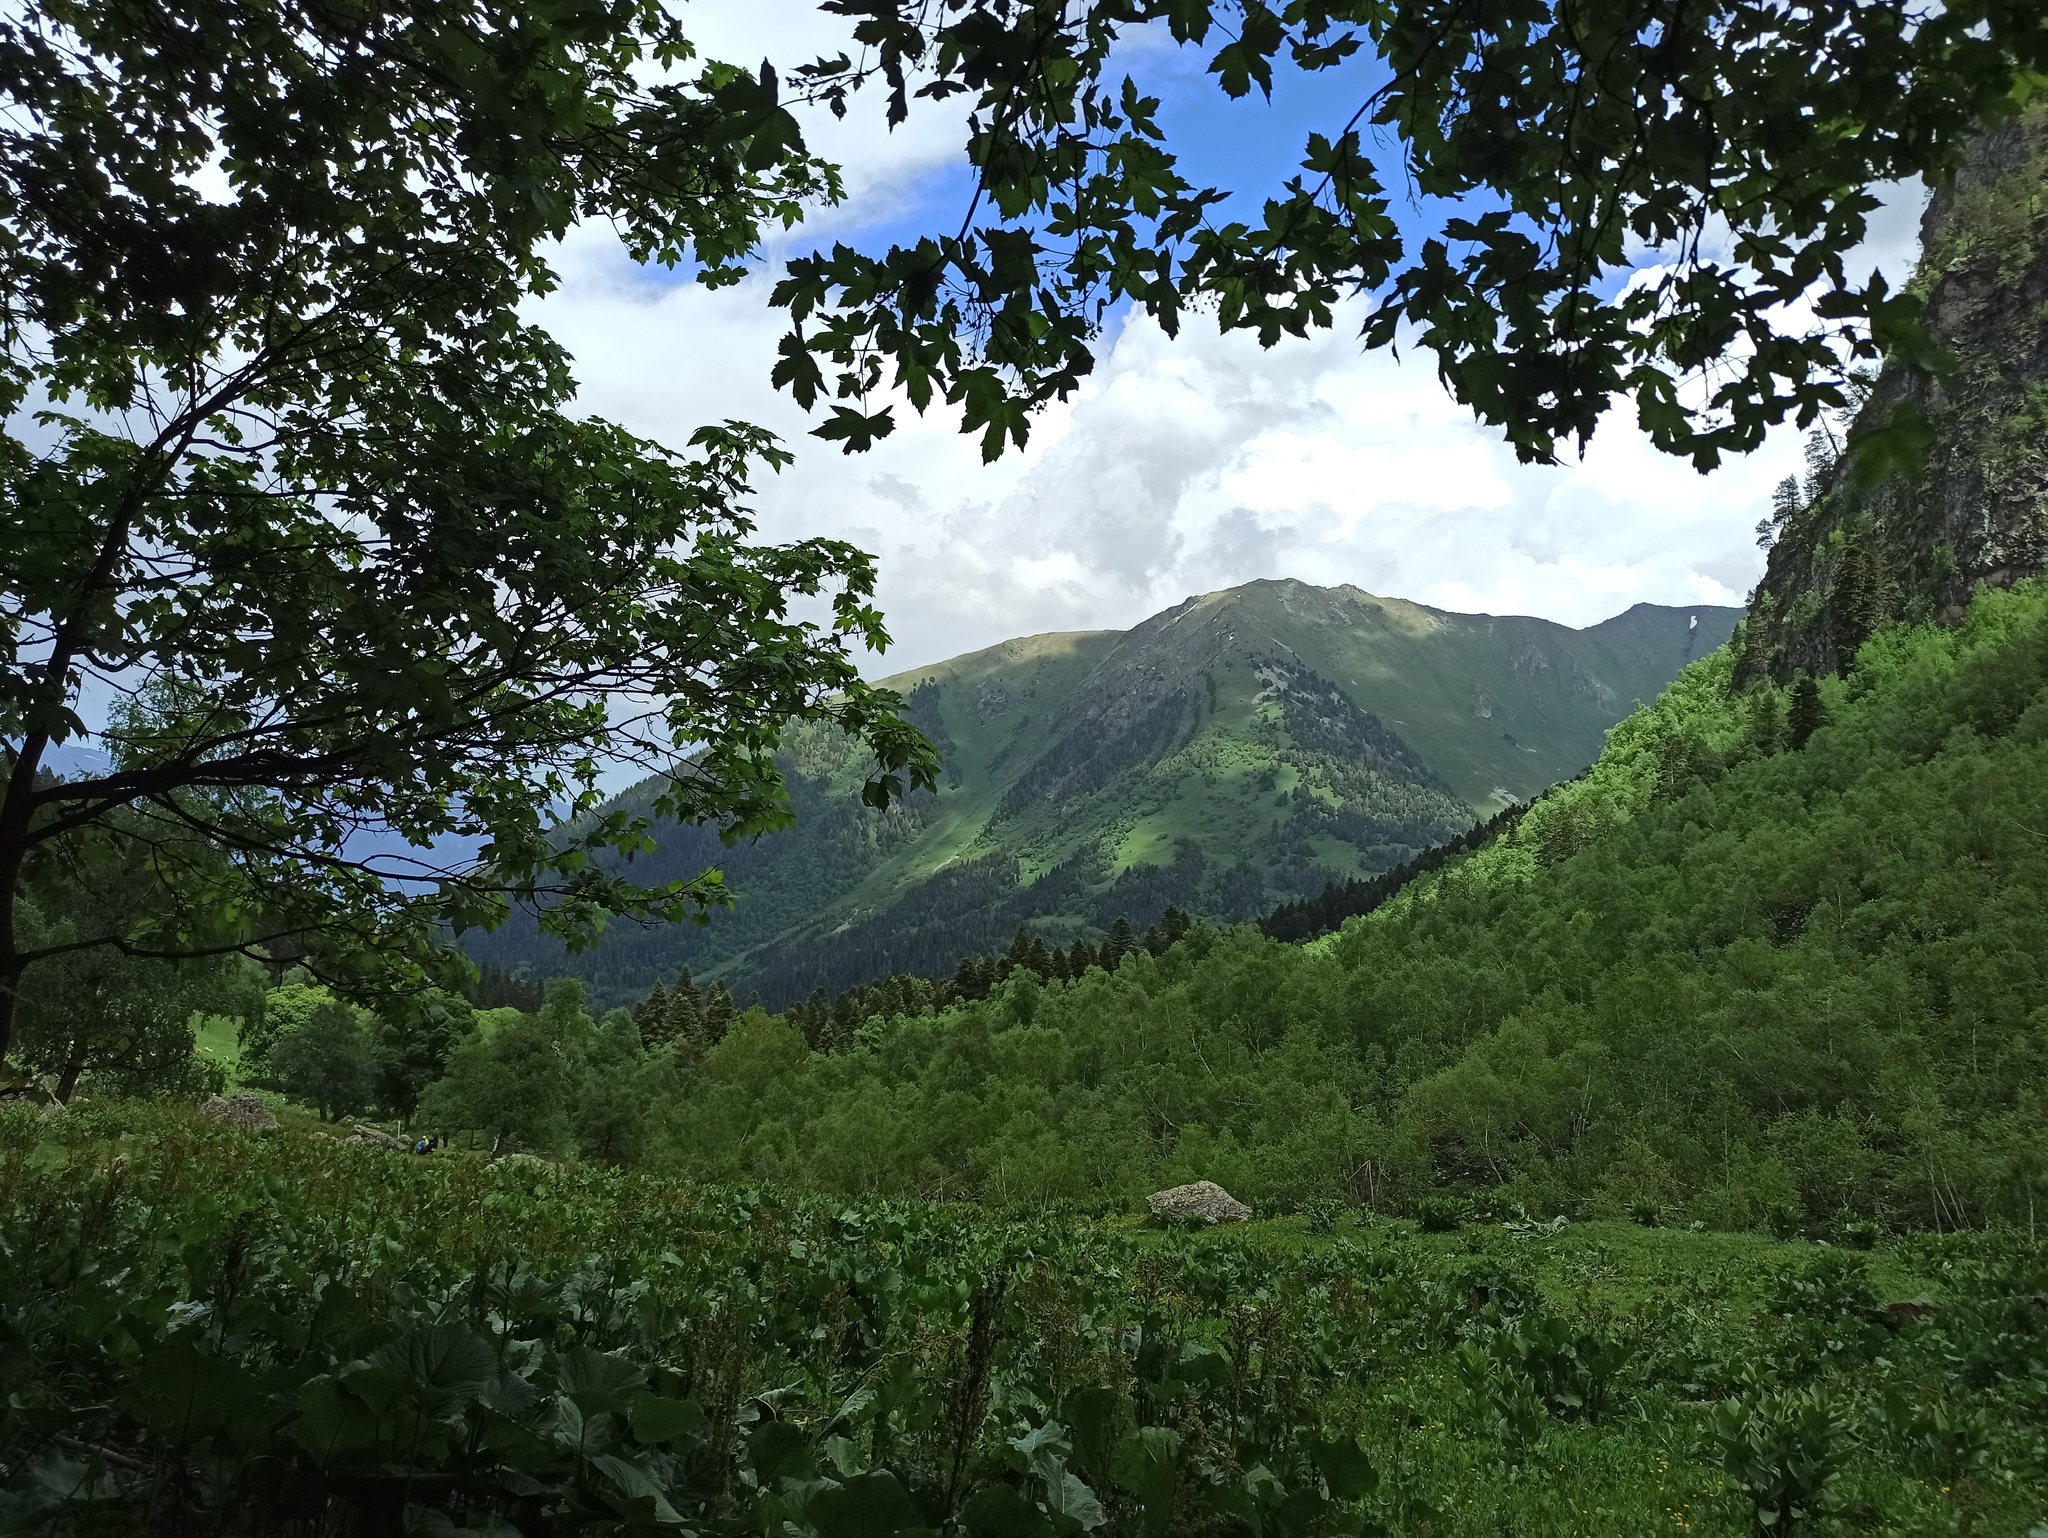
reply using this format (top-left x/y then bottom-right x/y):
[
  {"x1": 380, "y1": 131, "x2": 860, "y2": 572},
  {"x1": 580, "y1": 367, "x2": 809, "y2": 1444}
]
[{"x1": 3, "y1": 1102, "x2": 2045, "y2": 1536}]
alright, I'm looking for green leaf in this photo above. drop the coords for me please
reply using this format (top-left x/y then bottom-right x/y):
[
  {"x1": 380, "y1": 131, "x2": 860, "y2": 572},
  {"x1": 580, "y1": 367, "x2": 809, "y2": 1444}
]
[
  {"x1": 628, "y1": 1392, "x2": 705, "y2": 1445},
  {"x1": 815, "y1": 405, "x2": 897, "y2": 453},
  {"x1": 124, "y1": 1337, "x2": 263, "y2": 1445},
  {"x1": 289, "y1": 1378, "x2": 386, "y2": 1470},
  {"x1": 1110, "y1": 1427, "x2": 1178, "y2": 1532},
  {"x1": 362, "y1": 1324, "x2": 498, "y2": 1411},
  {"x1": 809, "y1": 1470, "x2": 926, "y2": 1538},
  {"x1": 1062, "y1": 1386, "x2": 1120, "y2": 1480},
  {"x1": 553, "y1": 1346, "x2": 645, "y2": 1416},
  {"x1": 1312, "y1": 1433, "x2": 1377, "y2": 1500},
  {"x1": 1040, "y1": 1470, "x2": 1105, "y2": 1534},
  {"x1": 748, "y1": 1417, "x2": 815, "y2": 1484},
  {"x1": 961, "y1": 1485, "x2": 1054, "y2": 1538},
  {"x1": 1849, "y1": 403, "x2": 1938, "y2": 489}
]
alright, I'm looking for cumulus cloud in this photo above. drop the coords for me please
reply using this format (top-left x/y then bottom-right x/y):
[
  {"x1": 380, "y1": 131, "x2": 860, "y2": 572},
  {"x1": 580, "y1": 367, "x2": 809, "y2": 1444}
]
[
  {"x1": 539, "y1": 259, "x2": 1817, "y2": 667},
  {"x1": 534, "y1": 4, "x2": 1933, "y2": 674}
]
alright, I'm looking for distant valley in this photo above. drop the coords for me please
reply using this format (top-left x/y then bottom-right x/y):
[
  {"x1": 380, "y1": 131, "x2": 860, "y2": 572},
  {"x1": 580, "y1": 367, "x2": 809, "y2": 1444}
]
[{"x1": 467, "y1": 579, "x2": 1738, "y2": 1007}]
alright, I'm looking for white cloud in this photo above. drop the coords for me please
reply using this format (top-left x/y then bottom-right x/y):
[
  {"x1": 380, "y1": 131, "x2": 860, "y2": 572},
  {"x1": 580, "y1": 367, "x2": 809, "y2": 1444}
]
[
  {"x1": 541, "y1": 254, "x2": 1801, "y2": 667},
  {"x1": 676, "y1": 0, "x2": 972, "y2": 243},
  {"x1": 534, "y1": 5, "x2": 1932, "y2": 674}
]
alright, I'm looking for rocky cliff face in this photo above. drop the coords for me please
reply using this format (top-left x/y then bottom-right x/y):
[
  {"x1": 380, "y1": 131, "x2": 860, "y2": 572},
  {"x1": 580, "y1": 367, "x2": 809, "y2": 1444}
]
[{"x1": 1740, "y1": 105, "x2": 2048, "y2": 682}]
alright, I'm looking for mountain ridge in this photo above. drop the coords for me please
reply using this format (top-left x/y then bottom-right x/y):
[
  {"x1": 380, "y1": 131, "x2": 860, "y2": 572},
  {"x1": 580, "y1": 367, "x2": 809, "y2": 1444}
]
[{"x1": 466, "y1": 579, "x2": 1739, "y2": 1007}]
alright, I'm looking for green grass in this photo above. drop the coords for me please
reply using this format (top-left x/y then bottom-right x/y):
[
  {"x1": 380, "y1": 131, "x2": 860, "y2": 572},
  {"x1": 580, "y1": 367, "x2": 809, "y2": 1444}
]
[{"x1": 190, "y1": 1012, "x2": 242, "y2": 1088}]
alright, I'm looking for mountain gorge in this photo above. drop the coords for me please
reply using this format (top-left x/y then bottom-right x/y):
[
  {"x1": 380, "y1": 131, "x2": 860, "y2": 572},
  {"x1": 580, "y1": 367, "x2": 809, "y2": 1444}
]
[{"x1": 469, "y1": 581, "x2": 1737, "y2": 1008}]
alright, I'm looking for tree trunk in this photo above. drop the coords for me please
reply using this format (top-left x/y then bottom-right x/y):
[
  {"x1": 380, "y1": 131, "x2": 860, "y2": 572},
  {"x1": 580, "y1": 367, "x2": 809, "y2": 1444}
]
[
  {"x1": 55, "y1": 1036, "x2": 86, "y2": 1103},
  {"x1": 0, "y1": 853, "x2": 23, "y2": 1070}
]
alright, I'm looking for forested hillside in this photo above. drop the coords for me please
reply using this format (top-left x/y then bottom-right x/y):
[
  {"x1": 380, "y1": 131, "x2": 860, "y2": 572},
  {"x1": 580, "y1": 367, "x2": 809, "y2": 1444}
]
[
  {"x1": 466, "y1": 585, "x2": 1734, "y2": 1009},
  {"x1": 403, "y1": 581, "x2": 2048, "y2": 1232}
]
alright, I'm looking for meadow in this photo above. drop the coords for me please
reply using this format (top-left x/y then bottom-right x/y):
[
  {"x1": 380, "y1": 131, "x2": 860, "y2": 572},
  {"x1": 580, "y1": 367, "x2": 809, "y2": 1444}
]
[{"x1": 2, "y1": 1101, "x2": 2043, "y2": 1536}]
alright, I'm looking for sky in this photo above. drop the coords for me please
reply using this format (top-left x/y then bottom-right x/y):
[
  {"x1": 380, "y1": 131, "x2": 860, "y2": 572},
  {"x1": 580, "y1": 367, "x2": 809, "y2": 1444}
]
[{"x1": 532, "y1": 0, "x2": 1933, "y2": 678}]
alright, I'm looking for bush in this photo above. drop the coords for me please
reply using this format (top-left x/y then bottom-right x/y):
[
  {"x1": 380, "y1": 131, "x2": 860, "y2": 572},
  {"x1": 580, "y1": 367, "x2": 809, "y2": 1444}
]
[
  {"x1": 1869, "y1": 1389, "x2": 1992, "y2": 1483},
  {"x1": 1710, "y1": 1386, "x2": 1850, "y2": 1535},
  {"x1": 1414, "y1": 1196, "x2": 1464, "y2": 1233},
  {"x1": 1300, "y1": 1196, "x2": 1347, "y2": 1236}
]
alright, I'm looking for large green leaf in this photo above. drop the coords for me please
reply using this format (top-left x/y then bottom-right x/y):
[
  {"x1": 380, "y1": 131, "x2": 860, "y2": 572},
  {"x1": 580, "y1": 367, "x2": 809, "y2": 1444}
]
[
  {"x1": 122, "y1": 1337, "x2": 264, "y2": 1446},
  {"x1": 289, "y1": 1378, "x2": 388, "y2": 1471},
  {"x1": 1312, "y1": 1434, "x2": 1377, "y2": 1501},
  {"x1": 554, "y1": 1346, "x2": 646, "y2": 1416},
  {"x1": 356, "y1": 1324, "x2": 499, "y2": 1416},
  {"x1": 808, "y1": 1470, "x2": 926, "y2": 1538},
  {"x1": 588, "y1": 1451, "x2": 683, "y2": 1524},
  {"x1": 1110, "y1": 1427, "x2": 1179, "y2": 1533},
  {"x1": 1039, "y1": 1470, "x2": 1105, "y2": 1535},
  {"x1": 629, "y1": 1392, "x2": 705, "y2": 1446},
  {"x1": 747, "y1": 1418, "x2": 815, "y2": 1484},
  {"x1": 1062, "y1": 1387, "x2": 1121, "y2": 1481},
  {"x1": 961, "y1": 1485, "x2": 1054, "y2": 1538}
]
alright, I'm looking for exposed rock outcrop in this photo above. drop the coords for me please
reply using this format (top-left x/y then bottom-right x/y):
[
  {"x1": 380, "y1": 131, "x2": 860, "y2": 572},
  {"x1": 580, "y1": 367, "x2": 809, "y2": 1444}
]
[
  {"x1": 1146, "y1": 1180, "x2": 1252, "y2": 1224},
  {"x1": 200, "y1": 1093, "x2": 277, "y2": 1132},
  {"x1": 346, "y1": 1125, "x2": 411, "y2": 1151},
  {"x1": 1741, "y1": 105, "x2": 2048, "y2": 683}
]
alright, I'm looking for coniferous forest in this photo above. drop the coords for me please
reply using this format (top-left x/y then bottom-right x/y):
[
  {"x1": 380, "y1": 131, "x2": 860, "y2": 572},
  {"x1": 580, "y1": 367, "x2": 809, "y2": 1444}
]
[{"x1": 6, "y1": 0, "x2": 2048, "y2": 1535}]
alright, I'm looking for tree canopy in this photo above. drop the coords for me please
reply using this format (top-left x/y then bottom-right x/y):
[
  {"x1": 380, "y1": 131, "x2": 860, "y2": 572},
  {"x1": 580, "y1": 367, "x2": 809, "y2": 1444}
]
[
  {"x1": 0, "y1": 0, "x2": 938, "y2": 1062},
  {"x1": 775, "y1": 0, "x2": 2048, "y2": 466}
]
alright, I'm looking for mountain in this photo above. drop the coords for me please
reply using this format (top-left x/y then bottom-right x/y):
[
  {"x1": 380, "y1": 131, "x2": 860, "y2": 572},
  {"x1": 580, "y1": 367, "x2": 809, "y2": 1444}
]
[
  {"x1": 1741, "y1": 103, "x2": 2048, "y2": 681},
  {"x1": 466, "y1": 580, "x2": 1738, "y2": 1008}
]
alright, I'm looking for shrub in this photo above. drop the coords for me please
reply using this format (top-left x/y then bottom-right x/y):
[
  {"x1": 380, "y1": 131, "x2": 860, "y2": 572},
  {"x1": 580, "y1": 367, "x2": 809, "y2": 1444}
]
[
  {"x1": 1869, "y1": 1389, "x2": 1992, "y2": 1483},
  {"x1": 268, "y1": 1001, "x2": 379, "y2": 1122},
  {"x1": 1300, "y1": 1197, "x2": 1347, "y2": 1236},
  {"x1": 1710, "y1": 1385, "x2": 1850, "y2": 1535},
  {"x1": 1415, "y1": 1196, "x2": 1464, "y2": 1233}
]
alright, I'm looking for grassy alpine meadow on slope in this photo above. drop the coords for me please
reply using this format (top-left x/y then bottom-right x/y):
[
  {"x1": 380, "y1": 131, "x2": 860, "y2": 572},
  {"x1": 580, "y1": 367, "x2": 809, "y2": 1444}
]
[{"x1": 2, "y1": 1102, "x2": 2045, "y2": 1536}]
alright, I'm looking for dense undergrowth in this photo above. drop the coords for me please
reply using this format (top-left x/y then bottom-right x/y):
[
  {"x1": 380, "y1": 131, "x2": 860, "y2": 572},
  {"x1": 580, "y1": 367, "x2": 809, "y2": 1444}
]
[{"x1": 3, "y1": 1103, "x2": 2045, "y2": 1536}]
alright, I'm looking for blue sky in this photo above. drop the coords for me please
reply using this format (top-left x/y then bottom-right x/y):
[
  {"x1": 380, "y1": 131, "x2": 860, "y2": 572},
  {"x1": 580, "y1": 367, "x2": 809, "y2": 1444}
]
[{"x1": 532, "y1": 0, "x2": 1927, "y2": 676}]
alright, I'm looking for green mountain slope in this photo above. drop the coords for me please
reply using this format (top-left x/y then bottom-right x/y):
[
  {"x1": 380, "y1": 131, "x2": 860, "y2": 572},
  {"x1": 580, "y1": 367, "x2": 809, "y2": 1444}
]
[
  {"x1": 640, "y1": 579, "x2": 2048, "y2": 1235},
  {"x1": 468, "y1": 580, "x2": 1737, "y2": 1007}
]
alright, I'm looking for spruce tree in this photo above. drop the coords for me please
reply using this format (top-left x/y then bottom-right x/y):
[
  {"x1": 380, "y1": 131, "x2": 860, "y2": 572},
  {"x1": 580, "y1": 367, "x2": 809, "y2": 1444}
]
[
  {"x1": 1747, "y1": 690, "x2": 1784, "y2": 757},
  {"x1": 793, "y1": 989, "x2": 831, "y2": 1050},
  {"x1": 632, "y1": 981, "x2": 670, "y2": 1047},
  {"x1": 827, "y1": 989, "x2": 861, "y2": 1050},
  {"x1": 703, "y1": 982, "x2": 735, "y2": 1044},
  {"x1": 1787, "y1": 677, "x2": 1828, "y2": 750},
  {"x1": 662, "y1": 972, "x2": 703, "y2": 1052},
  {"x1": 1103, "y1": 917, "x2": 1135, "y2": 971}
]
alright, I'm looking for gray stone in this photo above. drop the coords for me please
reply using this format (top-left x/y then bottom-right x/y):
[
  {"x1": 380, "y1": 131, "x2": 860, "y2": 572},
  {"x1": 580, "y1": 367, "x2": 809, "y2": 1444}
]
[
  {"x1": 200, "y1": 1093, "x2": 277, "y2": 1131},
  {"x1": 1146, "y1": 1180, "x2": 1252, "y2": 1224},
  {"x1": 346, "y1": 1124, "x2": 412, "y2": 1151}
]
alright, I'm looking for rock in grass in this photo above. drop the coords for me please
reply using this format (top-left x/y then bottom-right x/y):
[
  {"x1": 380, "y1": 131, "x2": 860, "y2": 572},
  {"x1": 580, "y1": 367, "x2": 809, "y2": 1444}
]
[
  {"x1": 200, "y1": 1093, "x2": 277, "y2": 1132},
  {"x1": 1146, "y1": 1180, "x2": 1252, "y2": 1224},
  {"x1": 346, "y1": 1124, "x2": 411, "y2": 1151}
]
